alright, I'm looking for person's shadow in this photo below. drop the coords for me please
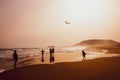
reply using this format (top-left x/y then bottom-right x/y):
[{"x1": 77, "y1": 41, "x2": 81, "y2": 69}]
[
  {"x1": 41, "y1": 56, "x2": 45, "y2": 63},
  {"x1": 50, "y1": 56, "x2": 55, "y2": 63},
  {"x1": 13, "y1": 63, "x2": 17, "y2": 69}
]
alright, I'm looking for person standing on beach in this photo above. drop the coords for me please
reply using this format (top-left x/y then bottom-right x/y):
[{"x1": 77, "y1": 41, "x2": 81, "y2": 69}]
[
  {"x1": 41, "y1": 49, "x2": 45, "y2": 57},
  {"x1": 82, "y1": 50, "x2": 86, "y2": 60},
  {"x1": 52, "y1": 48, "x2": 55, "y2": 56},
  {"x1": 41, "y1": 49, "x2": 45, "y2": 63},
  {"x1": 49, "y1": 48, "x2": 55, "y2": 63},
  {"x1": 13, "y1": 50, "x2": 18, "y2": 69},
  {"x1": 50, "y1": 48, "x2": 52, "y2": 57},
  {"x1": 52, "y1": 48, "x2": 55, "y2": 63},
  {"x1": 49, "y1": 48, "x2": 52, "y2": 63}
]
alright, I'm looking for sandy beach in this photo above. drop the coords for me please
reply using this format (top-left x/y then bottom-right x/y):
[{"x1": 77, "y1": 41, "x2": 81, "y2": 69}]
[
  {"x1": 0, "y1": 56, "x2": 120, "y2": 80},
  {"x1": 0, "y1": 48, "x2": 119, "y2": 72},
  {"x1": 0, "y1": 0, "x2": 120, "y2": 80}
]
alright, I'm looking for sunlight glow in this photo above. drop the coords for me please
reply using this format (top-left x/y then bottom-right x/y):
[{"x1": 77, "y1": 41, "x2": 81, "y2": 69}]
[
  {"x1": 51, "y1": 0, "x2": 107, "y2": 25},
  {"x1": 0, "y1": 0, "x2": 120, "y2": 48}
]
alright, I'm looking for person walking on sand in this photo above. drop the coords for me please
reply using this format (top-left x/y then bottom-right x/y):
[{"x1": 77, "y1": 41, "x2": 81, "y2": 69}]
[
  {"x1": 13, "y1": 50, "x2": 18, "y2": 69},
  {"x1": 82, "y1": 50, "x2": 86, "y2": 60}
]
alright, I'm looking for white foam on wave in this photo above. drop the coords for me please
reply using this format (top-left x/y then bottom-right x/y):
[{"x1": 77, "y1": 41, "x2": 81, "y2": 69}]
[{"x1": 0, "y1": 69, "x2": 5, "y2": 73}]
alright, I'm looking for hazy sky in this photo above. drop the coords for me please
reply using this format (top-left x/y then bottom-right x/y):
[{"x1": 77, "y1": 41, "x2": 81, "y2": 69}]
[{"x1": 0, "y1": 0, "x2": 120, "y2": 48}]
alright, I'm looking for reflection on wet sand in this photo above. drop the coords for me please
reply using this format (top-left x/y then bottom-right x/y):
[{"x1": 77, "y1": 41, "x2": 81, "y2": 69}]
[{"x1": 0, "y1": 50, "x2": 120, "y2": 73}]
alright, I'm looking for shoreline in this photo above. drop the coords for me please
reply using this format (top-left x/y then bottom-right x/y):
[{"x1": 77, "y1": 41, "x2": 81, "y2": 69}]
[
  {"x1": 0, "y1": 53, "x2": 119, "y2": 74},
  {"x1": 0, "y1": 56, "x2": 120, "y2": 80}
]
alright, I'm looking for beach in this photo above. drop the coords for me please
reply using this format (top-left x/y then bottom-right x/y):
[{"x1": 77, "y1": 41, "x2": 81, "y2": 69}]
[
  {"x1": 0, "y1": 0, "x2": 120, "y2": 79},
  {"x1": 0, "y1": 47, "x2": 119, "y2": 72},
  {"x1": 0, "y1": 47, "x2": 120, "y2": 80},
  {"x1": 0, "y1": 56, "x2": 120, "y2": 80}
]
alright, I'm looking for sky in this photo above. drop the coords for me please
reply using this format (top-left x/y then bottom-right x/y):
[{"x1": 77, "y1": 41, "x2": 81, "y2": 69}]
[{"x1": 0, "y1": 0, "x2": 120, "y2": 48}]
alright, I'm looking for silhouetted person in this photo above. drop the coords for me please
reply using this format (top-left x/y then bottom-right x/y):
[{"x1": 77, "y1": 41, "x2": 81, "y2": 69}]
[
  {"x1": 52, "y1": 48, "x2": 55, "y2": 56},
  {"x1": 41, "y1": 49, "x2": 45, "y2": 63},
  {"x1": 82, "y1": 50, "x2": 86, "y2": 60},
  {"x1": 50, "y1": 48, "x2": 52, "y2": 63},
  {"x1": 13, "y1": 50, "x2": 18, "y2": 69},
  {"x1": 49, "y1": 48, "x2": 55, "y2": 63},
  {"x1": 41, "y1": 49, "x2": 45, "y2": 57},
  {"x1": 50, "y1": 48, "x2": 52, "y2": 58}
]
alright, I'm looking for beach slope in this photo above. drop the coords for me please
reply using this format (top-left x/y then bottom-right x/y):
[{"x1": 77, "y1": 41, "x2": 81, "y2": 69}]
[{"x1": 0, "y1": 56, "x2": 120, "y2": 80}]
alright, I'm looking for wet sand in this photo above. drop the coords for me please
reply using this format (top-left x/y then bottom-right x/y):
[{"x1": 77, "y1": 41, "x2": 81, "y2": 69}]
[
  {"x1": 0, "y1": 51, "x2": 119, "y2": 73},
  {"x1": 0, "y1": 56, "x2": 120, "y2": 80}
]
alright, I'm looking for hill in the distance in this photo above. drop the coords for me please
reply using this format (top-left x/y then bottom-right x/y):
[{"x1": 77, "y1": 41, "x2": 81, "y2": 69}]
[{"x1": 75, "y1": 39, "x2": 120, "y2": 48}]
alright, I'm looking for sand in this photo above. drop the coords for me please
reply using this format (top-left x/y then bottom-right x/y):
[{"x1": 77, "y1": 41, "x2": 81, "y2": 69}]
[{"x1": 0, "y1": 56, "x2": 120, "y2": 80}]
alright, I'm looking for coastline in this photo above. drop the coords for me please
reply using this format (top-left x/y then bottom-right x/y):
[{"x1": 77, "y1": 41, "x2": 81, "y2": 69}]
[
  {"x1": 0, "y1": 56, "x2": 120, "y2": 80},
  {"x1": 0, "y1": 51, "x2": 119, "y2": 74}
]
